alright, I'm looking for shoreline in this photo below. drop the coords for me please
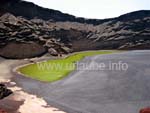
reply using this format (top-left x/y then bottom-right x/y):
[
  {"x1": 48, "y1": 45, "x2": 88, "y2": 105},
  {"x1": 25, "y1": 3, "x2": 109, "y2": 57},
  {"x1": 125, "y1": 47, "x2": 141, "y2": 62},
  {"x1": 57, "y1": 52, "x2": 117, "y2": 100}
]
[
  {"x1": 0, "y1": 50, "x2": 124, "y2": 113},
  {"x1": 13, "y1": 50, "x2": 119, "y2": 83},
  {"x1": 0, "y1": 57, "x2": 67, "y2": 113}
]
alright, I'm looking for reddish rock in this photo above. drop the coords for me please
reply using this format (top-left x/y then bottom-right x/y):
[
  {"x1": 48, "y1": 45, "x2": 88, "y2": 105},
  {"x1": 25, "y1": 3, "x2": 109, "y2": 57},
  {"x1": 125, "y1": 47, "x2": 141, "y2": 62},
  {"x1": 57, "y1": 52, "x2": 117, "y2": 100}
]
[
  {"x1": 0, "y1": 109, "x2": 7, "y2": 113},
  {"x1": 140, "y1": 107, "x2": 150, "y2": 113}
]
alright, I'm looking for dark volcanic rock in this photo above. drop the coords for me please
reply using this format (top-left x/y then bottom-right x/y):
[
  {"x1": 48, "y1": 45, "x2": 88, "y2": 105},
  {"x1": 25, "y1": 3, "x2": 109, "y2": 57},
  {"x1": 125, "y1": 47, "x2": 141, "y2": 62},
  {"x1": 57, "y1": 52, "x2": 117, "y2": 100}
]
[
  {"x1": 0, "y1": 13, "x2": 73, "y2": 58},
  {"x1": 48, "y1": 48, "x2": 58, "y2": 56},
  {"x1": 0, "y1": 42, "x2": 47, "y2": 59},
  {"x1": 0, "y1": 84, "x2": 12, "y2": 100}
]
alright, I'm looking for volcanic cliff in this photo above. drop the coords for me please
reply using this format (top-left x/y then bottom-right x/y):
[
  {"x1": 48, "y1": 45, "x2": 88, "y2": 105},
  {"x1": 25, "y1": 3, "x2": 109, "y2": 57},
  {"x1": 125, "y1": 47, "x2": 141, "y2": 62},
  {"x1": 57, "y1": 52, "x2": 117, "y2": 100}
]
[{"x1": 0, "y1": 0, "x2": 150, "y2": 58}]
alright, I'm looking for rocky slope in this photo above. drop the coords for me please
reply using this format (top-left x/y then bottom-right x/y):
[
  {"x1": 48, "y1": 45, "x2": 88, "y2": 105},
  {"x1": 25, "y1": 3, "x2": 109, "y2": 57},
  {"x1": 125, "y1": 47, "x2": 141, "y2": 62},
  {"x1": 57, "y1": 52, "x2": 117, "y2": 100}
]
[{"x1": 0, "y1": 0, "x2": 150, "y2": 58}]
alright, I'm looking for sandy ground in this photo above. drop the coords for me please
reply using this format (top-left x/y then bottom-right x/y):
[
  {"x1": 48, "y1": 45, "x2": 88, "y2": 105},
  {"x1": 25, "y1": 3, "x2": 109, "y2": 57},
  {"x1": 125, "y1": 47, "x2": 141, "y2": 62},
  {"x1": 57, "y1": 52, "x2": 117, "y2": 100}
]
[{"x1": 0, "y1": 57, "x2": 66, "y2": 113}]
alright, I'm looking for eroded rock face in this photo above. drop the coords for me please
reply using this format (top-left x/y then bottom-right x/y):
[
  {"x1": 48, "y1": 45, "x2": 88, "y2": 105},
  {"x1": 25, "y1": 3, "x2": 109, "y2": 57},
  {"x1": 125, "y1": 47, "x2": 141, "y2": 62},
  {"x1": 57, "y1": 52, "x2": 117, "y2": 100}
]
[
  {"x1": 0, "y1": 84, "x2": 12, "y2": 100},
  {"x1": 0, "y1": 43, "x2": 47, "y2": 59},
  {"x1": 0, "y1": 12, "x2": 75, "y2": 59}
]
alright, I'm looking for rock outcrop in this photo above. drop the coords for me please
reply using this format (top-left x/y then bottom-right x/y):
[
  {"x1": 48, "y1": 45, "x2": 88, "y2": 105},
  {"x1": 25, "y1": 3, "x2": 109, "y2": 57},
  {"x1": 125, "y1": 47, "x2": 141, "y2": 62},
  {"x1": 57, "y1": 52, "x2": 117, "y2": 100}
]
[
  {"x1": 0, "y1": 84, "x2": 12, "y2": 100},
  {"x1": 140, "y1": 107, "x2": 150, "y2": 113},
  {"x1": 0, "y1": 13, "x2": 72, "y2": 58},
  {"x1": 0, "y1": 84, "x2": 12, "y2": 113},
  {"x1": 0, "y1": 109, "x2": 7, "y2": 113}
]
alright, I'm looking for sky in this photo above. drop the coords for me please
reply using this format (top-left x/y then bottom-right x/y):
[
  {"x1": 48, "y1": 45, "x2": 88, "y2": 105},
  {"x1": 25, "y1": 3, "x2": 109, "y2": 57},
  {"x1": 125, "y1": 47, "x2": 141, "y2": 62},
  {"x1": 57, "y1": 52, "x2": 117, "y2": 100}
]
[{"x1": 24, "y1": 0, "x2": 150, "y2": 19}]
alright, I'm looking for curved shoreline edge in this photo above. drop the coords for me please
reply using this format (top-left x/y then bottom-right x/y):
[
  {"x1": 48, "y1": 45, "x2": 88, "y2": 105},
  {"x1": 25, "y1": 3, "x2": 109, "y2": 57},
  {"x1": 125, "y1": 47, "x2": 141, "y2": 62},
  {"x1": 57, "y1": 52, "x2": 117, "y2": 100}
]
[{"x1": 13, "y1": 50, "x2": 121, "y2": 82}]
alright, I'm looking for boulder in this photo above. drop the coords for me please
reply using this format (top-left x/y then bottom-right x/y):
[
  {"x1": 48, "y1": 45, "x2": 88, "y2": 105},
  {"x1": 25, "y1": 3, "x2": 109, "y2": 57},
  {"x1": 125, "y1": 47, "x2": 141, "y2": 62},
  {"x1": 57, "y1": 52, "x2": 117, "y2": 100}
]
[
  {"x1": 0, "y1": 42, "x2": 47, "y2": 59},
  {"x1": 45, "y1": 40, "x2": 54, "y2": 48},
  {"x1": 48, "y1": 48, "x2": 58, "y2": 56},
  {"x1": 0, "y1": 84, "x2": 12, "y2": 100},
  {"x1": 140, "y1": 107, "x2": 150, "y2": 113},
  {"x1": 0, "y1": 23, "x2": 6, "y2": 29},
  {"x1": 61, "y1": 46, "x2": 72, "y2": 54},
  {"x1": 0, "y1": 13, "x2": 18, "y2": 25},
  {"x1": 19, "y1": 29, "x2": 32, "y2": 36},
  {"x1": 0, "y1": 109, "x2": 7, "y2": 113}
]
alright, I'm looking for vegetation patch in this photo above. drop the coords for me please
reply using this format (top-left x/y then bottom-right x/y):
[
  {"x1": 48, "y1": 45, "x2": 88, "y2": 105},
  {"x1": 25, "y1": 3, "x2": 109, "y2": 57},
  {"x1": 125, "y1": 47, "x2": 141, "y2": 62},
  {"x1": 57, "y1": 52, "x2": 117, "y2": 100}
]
[{"x1": 18, "y1": 51, "x2": 116, "y2": 82}]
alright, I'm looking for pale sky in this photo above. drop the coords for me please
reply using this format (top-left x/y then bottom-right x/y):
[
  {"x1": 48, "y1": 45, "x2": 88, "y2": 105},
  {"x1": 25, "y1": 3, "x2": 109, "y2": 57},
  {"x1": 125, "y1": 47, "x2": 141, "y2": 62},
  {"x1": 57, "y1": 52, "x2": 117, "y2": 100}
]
[{"x1": 24, "y1": 0, "x2": 150, "y2": 19}]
